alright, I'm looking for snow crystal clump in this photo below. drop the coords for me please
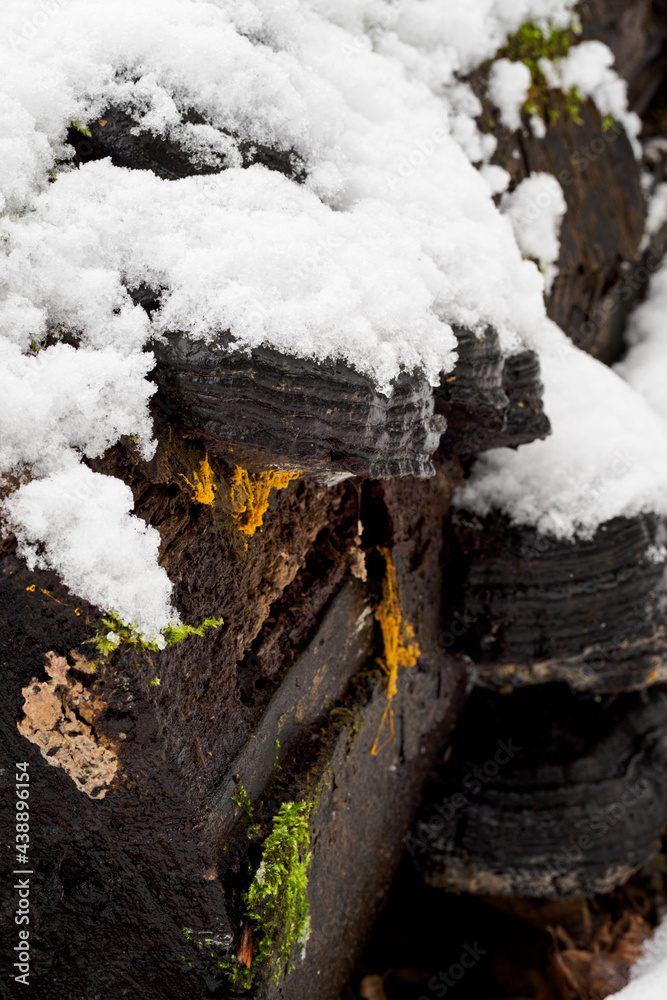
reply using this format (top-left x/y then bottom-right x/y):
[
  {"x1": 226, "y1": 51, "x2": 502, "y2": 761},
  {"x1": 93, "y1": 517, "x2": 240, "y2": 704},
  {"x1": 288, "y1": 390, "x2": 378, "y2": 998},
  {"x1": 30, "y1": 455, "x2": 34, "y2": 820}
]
[
  {"x1": 488, "y1": 59, "x2": 531, "y2": 131},
  {"x1": 610, "y1": 918, "x2": 667, "y2": 999},
  {"x1": 455, "y1": 323, "x2": 667, "y2": 539},
  {"x1": 540, "y1": 41, "x2": 641, "y2": 155},
  {"x1": 644, "y1": 182, "x2": 667, "y2": 242},
  {"x1": 4, "y1": 464, "x2": 174, "y2": 643},
  {"x1": 616, "y1": 259, "x2": 667, "y2": 426},
  {"x1": 0, "y1": 342, "x2": 156, "y2": 475},
  {"x1": 501, "y1": 173, "x2": 566, "y2": 286}
]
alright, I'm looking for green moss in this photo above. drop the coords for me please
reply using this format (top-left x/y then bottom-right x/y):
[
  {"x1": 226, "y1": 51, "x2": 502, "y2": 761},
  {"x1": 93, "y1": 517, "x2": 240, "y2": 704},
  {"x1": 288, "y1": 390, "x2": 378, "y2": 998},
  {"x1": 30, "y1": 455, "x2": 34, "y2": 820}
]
[
  {"x1": 565, "y1": 84, "x2": 584, "y2": 125},
  {"x1": 231, "y1": 777, "x2": 254, "y2": 820},
  {"x1": 493, "y1": 19, "x2": 583, "y2": 125},
  {"x1": 246, "y1": 800, "x2": 313, "y2": 981},
  {"x1": 272, "y1": 738, "x2": 283, "y2": 786},
  {"x1": 217, "y1": 799, "x2": 314, "y2": 990},
  {"x1": 497, "y1": 20, "x2": 574, "y2": 70},
  {"x1": 69, "y1": 120, "x2": 92, "y2": 137},
  {"x1": 85, "y1": 611, "x2": 224, "y2": 655}
]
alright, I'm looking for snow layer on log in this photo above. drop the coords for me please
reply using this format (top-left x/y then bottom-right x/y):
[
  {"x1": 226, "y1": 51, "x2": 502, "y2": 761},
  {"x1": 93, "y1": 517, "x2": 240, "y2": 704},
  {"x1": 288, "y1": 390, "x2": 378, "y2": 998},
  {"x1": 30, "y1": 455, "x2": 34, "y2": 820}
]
[
  {"x1": 539, "y1": 40, "x2": 641, "y2": 154},
  {"x1": 456, "y1": 325, "x2": 667, "y2": 539},
  {"x1": 0, "y1": 0, "x2": 652, "y2": 638},
  {"x1": 4, "y1": 464, "x2": 175, "y2": 640}
]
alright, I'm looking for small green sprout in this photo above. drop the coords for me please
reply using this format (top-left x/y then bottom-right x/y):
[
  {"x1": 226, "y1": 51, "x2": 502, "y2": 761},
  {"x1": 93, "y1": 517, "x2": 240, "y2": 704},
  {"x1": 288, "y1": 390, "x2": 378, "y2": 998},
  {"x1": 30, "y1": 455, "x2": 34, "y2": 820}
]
[
  {"x1": 70, "y1": 120, "x2": 92, "y2": 137},
  {"x1": 231, "y1": 776, "x2": 254, "y2": 820},
  {"x1": 493, "y1": 19, "x2": 583, "y2": 125},
  {"x1": 85, "y1": 612, "x2": 223, "y2": 655}
]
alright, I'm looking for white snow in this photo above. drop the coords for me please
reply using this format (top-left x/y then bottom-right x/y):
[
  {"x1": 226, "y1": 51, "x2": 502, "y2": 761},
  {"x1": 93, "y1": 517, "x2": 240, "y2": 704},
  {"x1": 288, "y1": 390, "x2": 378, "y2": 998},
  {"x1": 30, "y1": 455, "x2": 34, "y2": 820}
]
[
  {"x1": 389, "y1": 0, "x2": 578, "y2": 81},
  {"x1": 0, "y1": 341, "x2": 156, "y2": 474},
  {"x1": 610, "y1": 918, "x2": 667, "y2": 999},
  {"x1": 4, "y1": 463, "x2": 174, "y2": 641},
  {"x1": 539, "y1": 40, "x2": 641, "y2": 154},
  {"x1": 644, "y1": 182, "x2": 667, "y2": 240},
  {"x1": 0, "y1": 0, "x2": 659, "y2": 637},
  {"x1": 501, "y1": 172, "x2": 566, "y2": 280},
  {"x1": 530, "y1": 113, "x2": 547, "y2": 138},
  {"x1": 456, "y1": 323, "x2": 667, "y2": 540},
  {"x1": 488, "y1": 58, "x2": 531, "y2": 131},
  {"x1": 615, "y1": 259, "x2": 667, "y2": 426}
]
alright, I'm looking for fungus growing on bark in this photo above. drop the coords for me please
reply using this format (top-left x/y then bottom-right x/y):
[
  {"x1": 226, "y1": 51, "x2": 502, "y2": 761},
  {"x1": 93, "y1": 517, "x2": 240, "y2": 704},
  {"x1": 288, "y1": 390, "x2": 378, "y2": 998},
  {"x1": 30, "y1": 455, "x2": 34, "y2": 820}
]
[
  {"x1": 230, "y1": 466, "x2": 302, "y2": 536},
  {"x1": 370, "y1": 548, "x2": 420, "y2": 756},
  {"x1": 180, "y1": 454, "x2": 216, "y2": 505}
]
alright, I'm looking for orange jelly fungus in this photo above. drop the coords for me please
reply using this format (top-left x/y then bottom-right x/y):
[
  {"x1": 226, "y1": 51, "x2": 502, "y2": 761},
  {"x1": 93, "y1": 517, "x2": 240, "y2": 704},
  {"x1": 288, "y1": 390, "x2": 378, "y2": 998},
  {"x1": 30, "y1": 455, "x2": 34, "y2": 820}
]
[
  {"x1": 180, "y1": 454, "x2": 217, "y2": 505},
  {"x1": 370, "y1": 547, "x2": 420, "y2": 756},
  {"x1": 230, "y1": 466, "x2": 301, "y2": 536}
]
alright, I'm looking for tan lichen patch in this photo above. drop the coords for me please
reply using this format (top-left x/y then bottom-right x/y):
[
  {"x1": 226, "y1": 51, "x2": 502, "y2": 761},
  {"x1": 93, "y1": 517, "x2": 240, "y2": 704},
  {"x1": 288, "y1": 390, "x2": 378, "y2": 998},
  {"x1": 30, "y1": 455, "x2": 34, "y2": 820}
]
[
  {"x1": 370, "y1": 547, "x2": 420, "y2": 756},
  {"x1": 230, "y1": 466, "x2": 302, "y2": 536},
  {"x1": 17, "y1": 651, "x2": 118, "y2": 799},
  {"x1": 180, "y1": 454, "x2": 217, "y2": 505}
]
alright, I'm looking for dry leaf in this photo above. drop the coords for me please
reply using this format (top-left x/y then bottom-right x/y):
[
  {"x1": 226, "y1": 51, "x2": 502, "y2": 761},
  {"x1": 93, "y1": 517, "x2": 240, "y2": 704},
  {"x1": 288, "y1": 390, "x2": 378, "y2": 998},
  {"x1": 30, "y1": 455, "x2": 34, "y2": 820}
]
[
  {"x1": 589, "y1": 954, "x2": 630, "y2": 999},
  {"x1": 237, "y1": 921, "x2": 253, "y2": 969},
  {"x1": 359, "y1": 974, "x2": 388, "y2": 1000}
]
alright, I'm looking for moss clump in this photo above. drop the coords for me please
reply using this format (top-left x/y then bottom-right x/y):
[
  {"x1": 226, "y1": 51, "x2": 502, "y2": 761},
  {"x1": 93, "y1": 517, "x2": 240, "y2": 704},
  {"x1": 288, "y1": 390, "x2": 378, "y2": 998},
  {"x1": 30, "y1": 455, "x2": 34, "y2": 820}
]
[
  {"x1": 247, "y1": 801, "x2": 313, "y2": 980},
  {"x1": 69, "y1": 120, "x2": 92, "y2": 137},
  {"x1": 497, "y1": 20, "x2": 574, "y2": 71},
  {"x1": 231, "y1": 776, "x2": 254, "y2": 820},
  {"x1": 220, "y1": 800, "x2": 314, "y2": 989},
  {"x1": 85, "y1": 611, "x2": 223, "y2": 655},
  {"x1": 494, "y1": 20, "x2": 583, "y2": 125}
]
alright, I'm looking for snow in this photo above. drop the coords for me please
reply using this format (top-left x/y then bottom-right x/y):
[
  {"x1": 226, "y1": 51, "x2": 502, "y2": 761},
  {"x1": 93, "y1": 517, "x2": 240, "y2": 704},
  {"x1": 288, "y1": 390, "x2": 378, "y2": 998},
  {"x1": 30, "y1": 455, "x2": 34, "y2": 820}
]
[
  {"x1": 615, "y1": 259, "x2": 667, "y2": 426},
  {"x1": 500, "y1": 173, "x2": 566, "y2": 282},
  {"x1": 0, "y1": 341, "x2": 156, "y2": 474},
  {"x1": 0, "y1": 0, "x2": 657, "y2": 637},
  {"x1": 539, "y1": 40, "x2": 641, "y2": 155},
  {"x1": 456, "y1": 323, "x2": 667, "y2": 540},
  {"x1": 389, "y1": 0, "x2": 578, "y2": 80},
  {"x1": 4, "y1": 463, "x2": 174, "y2": 642},
  {"x1": 488, "y1": 59, "x2": 531, "y2": 131},
  {"x1": 644, "y1": 182, "x2": 667, "y2": 240},
  {"x1": 610, "y1": 917, "x2": 667, "y2": 999}
]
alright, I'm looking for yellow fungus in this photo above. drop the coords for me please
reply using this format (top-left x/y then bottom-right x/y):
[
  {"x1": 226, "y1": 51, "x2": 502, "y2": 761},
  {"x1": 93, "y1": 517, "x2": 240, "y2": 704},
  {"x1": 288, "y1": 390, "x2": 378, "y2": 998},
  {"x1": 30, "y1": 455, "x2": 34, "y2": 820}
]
[
  {"x1": 181, "y1": 454, "x2": 217, "y2": 505},
  {"x1": 370, "y1": 548, "x2": 420, "y2": 756},
  {"x1": 40, "y1": 588, "x2": 62, "y2": 604},
  {"x1": 230, "y1": 466, "x2": 302, "y2": 536}
]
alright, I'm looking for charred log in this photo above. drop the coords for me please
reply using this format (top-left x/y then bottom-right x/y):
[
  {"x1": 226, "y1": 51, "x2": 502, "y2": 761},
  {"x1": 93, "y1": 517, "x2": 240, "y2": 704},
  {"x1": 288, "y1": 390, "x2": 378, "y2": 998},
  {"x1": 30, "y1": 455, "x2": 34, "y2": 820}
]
[
  {"x1": 443, "y1": 510, "x2": 667, "y2": 692},
  {"x1": 151, "y1": 332, "x2": 443, "y2": 480},
  {"x1": 67, "y1": 105, "x2": 305, "y2": 182},
  {"x1": 435, "y1": 328, "x2": 550, "y2": 454},
  {"x1": 411, "y1": 685, "x2": 667, "y2": 900}
]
